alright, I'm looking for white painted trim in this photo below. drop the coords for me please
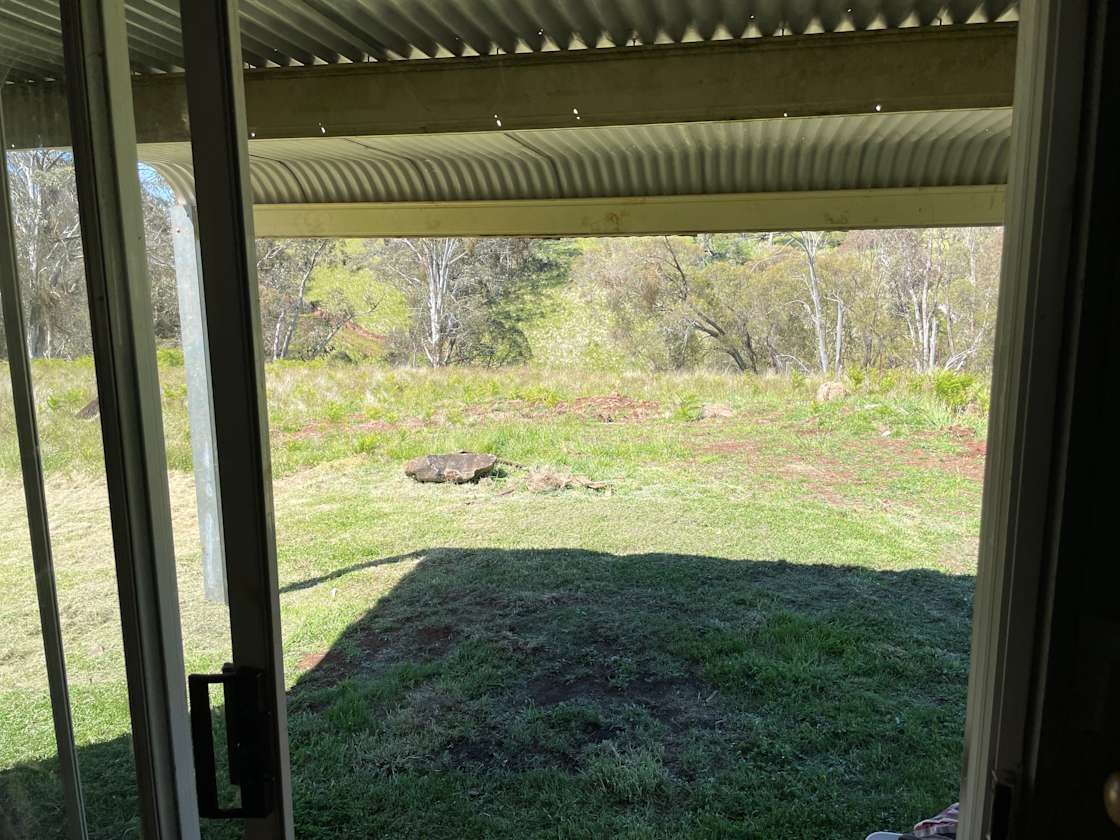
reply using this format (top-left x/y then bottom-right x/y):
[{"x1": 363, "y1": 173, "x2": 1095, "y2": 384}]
[{"x1": 253, "y1": 186, "x2": 1006, "y2": 238}]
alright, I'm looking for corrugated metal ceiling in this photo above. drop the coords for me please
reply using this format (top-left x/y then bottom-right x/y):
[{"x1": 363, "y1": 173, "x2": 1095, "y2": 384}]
[
  {"x1": 140, "y1": 109, "x2": 1011, "y2": 206},
  {"x1": 1, "y1": 0, "x2": 1017, "y2": 82}
]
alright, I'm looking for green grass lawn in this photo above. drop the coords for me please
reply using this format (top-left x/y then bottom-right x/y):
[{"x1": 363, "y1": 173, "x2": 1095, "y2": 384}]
[{"x1": 0, "y1": 363, "x2": 984, "y2": 839}]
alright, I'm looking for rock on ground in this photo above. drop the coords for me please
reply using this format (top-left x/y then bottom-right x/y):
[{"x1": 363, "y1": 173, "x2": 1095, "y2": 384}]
[
  {"x1": 815, "y1": 381, "x2": 848, "y2": 402},
  {"x1": 76, "y1": 397, "x2": 99, "y2": 419},
  {"x1": 700, "y1": 403, "x2": 734, "y2": 419},
  {"x1": 404, "y1": 452, "x2": 497, "y2": 484}
]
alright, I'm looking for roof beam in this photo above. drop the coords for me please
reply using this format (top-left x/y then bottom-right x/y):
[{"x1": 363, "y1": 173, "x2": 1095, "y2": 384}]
[
  {"x1": 251, "y1": 185, "x2": 1007, "y2": 238},
  {"x1": 3, "y1": 23, "x2": 1015, "y2": 150}
]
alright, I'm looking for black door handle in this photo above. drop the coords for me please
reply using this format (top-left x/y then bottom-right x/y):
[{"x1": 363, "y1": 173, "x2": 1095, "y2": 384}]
[{"x1": 188, "y1": 664, "x2": 273, "y2": 819}]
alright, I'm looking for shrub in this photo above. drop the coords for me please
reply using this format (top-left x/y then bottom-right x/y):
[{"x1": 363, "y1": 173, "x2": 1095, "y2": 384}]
[
  {"x1": 355, "y1": 433, "x2": 382, "y2": 455},
  {"x1": 671, "y1": 394, "x2": 704, "y2": 422},
  {"x1": 933, "y1": 370, "x2": 978, "y2": 413},
  {"x1": 156, "y1": 348, "x2": 184, "y2": 367},
  {"x1": 871, "y1": 369, "x2": 898, "y2": 393},
  {"x1": 162, "y1": 383, "x2": 188, "y2": 401}
]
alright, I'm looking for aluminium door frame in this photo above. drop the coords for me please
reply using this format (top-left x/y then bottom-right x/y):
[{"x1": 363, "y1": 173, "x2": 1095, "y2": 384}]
[
  {"x1": 58, "y1": 0, "x2": 200, "y2": 837},
  {"x1": 9, "y1": 0, "x2": 1099, "y2": 836},
  {"x1": 178, "y1": 0, "x2": 294, "y2": 836}
]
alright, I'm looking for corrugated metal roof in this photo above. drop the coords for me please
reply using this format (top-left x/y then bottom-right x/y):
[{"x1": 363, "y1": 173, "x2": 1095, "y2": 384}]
[
  {"x1": 1, "y1": 0, "x2": 1018, "y2": 82},
  {"x1": 140, "y1": 109, "x2": 1011, "y2": 205}
]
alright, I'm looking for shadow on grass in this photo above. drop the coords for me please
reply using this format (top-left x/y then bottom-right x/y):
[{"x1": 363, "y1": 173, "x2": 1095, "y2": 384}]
[{"x1": 1, "y1": 549, "x2": 975, "y2": 839}]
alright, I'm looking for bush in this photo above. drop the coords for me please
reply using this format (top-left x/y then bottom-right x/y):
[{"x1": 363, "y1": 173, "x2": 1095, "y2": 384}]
[
  {"x1": 156, "y1": 347, "x2": 184, "y2": 367},
  {"x1": 872, "y1": 369, "x2": 899, "y2": 393},
  {"x1": 671, "y1": 394, "x2": 704, "y2": 422},
  {"x1": 355, "y1": 433, "x2": 382, "y2": 455},
  {"x1": 933, "y1": 370, "x2": 978, "y2": 413}
]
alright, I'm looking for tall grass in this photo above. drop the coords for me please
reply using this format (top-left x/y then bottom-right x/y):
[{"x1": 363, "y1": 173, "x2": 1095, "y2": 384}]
[{"x1": 0, "y1": 360, "x2": 989, "y2": 477}]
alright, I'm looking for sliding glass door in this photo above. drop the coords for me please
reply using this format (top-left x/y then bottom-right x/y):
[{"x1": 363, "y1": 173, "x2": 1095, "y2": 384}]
[{"x1": 1, "y1": 1, "x2": 292, "y2": 837}]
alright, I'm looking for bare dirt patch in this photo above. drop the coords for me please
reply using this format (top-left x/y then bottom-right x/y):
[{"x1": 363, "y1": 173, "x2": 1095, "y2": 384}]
[
  {"x1": 297, "y1": 651, "x2": 327, "y2": 670},
  {"x1": 555, "y1": 394, "x2": 661, "y2": 423},
  {"x1": 461, "y1": 393, "x2": 661, "y2": 424},
  {"x1": 278, "y1": 393, "x2": 663, "y2": 439},
  {"x1": 874, "y1": 435, "x2": 987, "y2": 481},
  {"x1": 524, "y1": 670, "x2": 714, "y2": 735},
  {"x1": 946, "y1": 424, "x2": 976, "y2": 440},
  {"x1": 280, "y1": 414, "x2": 443, "y2": 440},
  {"x1": 437, "y1": 666, "x2": 725, "y2": 775},
  {"x1": 277, "y1": 416, "x2": 400, "y2": 440},
  {"x1": 696, "y1": 439, "x2": 758, "y2": 457},
  {"x1": 959, "y1": 438, "x2": 988, "y2": 461},
  {"x1": 415, "y1": 625, "x2": 456, "y2": 651},
  {"x1": 776, "y1": 458, "x2": 861, "y2": 507},
  {"x1": 691, "y1": 418, "x2": 985, "y2": 507},
  {"x1": 693, "y1": 434, "x2": 861, "y2": 507},
  {"x1": 297, "y1": 623, "x2": 393, "y2": 687}
]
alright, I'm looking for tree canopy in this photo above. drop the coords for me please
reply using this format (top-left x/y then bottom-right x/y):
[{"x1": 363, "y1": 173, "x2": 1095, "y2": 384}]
[{"x1": 1, "y1": 157, "x2": 1003, "y2": 375}]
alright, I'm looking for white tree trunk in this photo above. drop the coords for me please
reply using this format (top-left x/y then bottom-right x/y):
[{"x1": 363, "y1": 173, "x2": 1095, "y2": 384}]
[
  {"x1": 832, "y1": 298, "x2": 845, "y2": 378},
  {"x1": 795, "y1": 232, "x2": 831, "y2": 375}
]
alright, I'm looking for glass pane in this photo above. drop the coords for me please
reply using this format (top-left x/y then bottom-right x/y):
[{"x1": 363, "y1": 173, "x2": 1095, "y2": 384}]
[
  {"x1": 0, "y1": 7, "x2": 140, "y2": 837},
  {"x1": 122, "y1": 9, "x2": 240, "y2": 831},
  {"x1": 0, "y1": 295, "x2": 66, "y2": 837},
  {"x1": 0, "y1": 37, "x2": 69, "y2": 836}
]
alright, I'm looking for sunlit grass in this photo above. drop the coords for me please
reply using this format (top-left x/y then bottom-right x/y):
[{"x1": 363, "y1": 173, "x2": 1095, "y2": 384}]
[{"x1": 0, "y1": 361, "x2": 985, "y2": 838}]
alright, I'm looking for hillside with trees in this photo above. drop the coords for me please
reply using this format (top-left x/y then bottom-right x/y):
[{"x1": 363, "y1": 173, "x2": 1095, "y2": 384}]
[{"x1": 1, "y1": 154, "x2": 1002, "y2": 376}]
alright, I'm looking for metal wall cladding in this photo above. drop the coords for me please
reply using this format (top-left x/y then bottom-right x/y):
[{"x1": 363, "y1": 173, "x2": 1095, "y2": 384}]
[
  {"x1": 140, "y1": 109, "x2": 1011, "y2": 206},
  {"x1": 1, "y1": 0, "x2": 1017, "y2": 81}
]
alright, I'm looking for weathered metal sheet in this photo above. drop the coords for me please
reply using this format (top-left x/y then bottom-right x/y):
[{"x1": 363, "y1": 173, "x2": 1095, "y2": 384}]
[
  {"x1": 140, "y1": 109, "x2": 1011, "y2": 205},
  {"x1": 0, "y1": 0, "x2": 1017, "y2": 82}
]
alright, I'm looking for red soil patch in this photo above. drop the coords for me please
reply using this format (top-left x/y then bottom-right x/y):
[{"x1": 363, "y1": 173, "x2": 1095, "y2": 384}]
[
  {"x1": 555, "y1": 394, "x2": 661, "y2": 423},
  {"x1": 874, "y1": 434, "x2": 987, "y2": 481},
  {"x1": 354, "y1": 419, "x2": 399, "y2": 433},
  {"x1": 463, "y1": 393, "x2": 661, "y2": 423},
  {"x1": 696, "y1": 440, "x2": 758, "y2": 456},
  {"x1": 297, "y1": 651, "x2": 326, "y2": 670},
  {"x1": 776, "y1": 458, "x2": 859, "y2": 508},
  {"x1": 692, "y1": 417, "x2": 986, "y2": 508},
  {"x1": 274, "y1": 393, "x2": 665, "y2": 440},
  {"x1": 693, "y1": 433, "x2": 858, "y2": 507},
  {"x1": 275, "y1": 414, "x2": 431, "y2": 440}
]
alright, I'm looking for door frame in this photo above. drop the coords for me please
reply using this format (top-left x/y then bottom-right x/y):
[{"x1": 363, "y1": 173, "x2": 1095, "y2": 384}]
[
  {"x1": 54, "y1": 0, "x2": 295, "y2": 836},
  {"x1": 959, "y1": 1, "x2": 1109, "y2": 837},
  {"x1": 176, "y1": 0, "x2": 294, "y2": 836},
  {"x1": 58, "y1": 0, "x2": 200, "y2": 837},
  {"x1": 2, "y1": 0, "x2": 1103, "y2": 837}
]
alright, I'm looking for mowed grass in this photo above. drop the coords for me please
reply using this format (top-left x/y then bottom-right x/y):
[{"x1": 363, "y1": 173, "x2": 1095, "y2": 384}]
[{"x1": 0, "y1": 362, "x2": 984, "y2": 839}]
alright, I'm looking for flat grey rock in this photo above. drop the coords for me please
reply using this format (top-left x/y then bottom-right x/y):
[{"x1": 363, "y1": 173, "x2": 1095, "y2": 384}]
[{"x1": 404, "y1": 452, "x2": 497, "y2": 484}]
